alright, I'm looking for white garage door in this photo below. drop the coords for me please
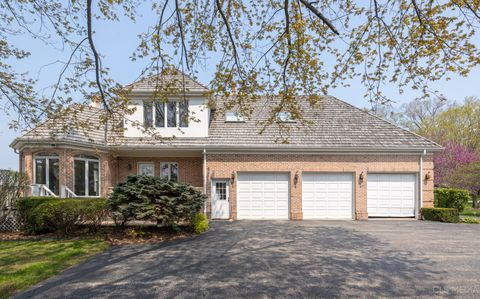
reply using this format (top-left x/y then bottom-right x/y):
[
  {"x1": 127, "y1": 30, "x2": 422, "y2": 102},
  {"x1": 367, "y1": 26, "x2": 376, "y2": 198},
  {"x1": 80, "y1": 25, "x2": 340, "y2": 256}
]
[
  {"x1": 302, "y1": 173, "x2": 353, "y2": 219},
  {"x1": 237, "y1": 173, "x2": 289, "y2": 219},
  {"x1": 367, "y1": 173, "x2": 416, "y2": 217}
]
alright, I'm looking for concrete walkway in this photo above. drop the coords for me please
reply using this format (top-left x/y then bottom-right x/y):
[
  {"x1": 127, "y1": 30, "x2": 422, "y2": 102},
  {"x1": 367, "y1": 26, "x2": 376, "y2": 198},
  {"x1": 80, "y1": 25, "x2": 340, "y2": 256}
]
[{"x1": 16, "y1": 220, "x2": 480, "y2": 298}]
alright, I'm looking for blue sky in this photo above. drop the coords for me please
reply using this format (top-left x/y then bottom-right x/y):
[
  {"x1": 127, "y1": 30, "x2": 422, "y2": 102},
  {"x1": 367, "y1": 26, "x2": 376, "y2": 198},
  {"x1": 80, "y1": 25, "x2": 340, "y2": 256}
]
[{"x1": 1, "y1": 3, "x2": 479, "y2": 170}]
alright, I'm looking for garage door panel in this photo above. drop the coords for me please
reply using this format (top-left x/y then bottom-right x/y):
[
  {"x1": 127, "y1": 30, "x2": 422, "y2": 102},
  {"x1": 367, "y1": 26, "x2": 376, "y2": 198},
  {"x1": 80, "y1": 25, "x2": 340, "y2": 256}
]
[
  {"x1": 302, "y1": 173, "x2": 353, "y2": 219},
  {"x1": 237, "y1": 173, "x2": 289, "y2": 219},
  {"x1": 367, "y1": 173, "x2": 416, "y2": 217}
]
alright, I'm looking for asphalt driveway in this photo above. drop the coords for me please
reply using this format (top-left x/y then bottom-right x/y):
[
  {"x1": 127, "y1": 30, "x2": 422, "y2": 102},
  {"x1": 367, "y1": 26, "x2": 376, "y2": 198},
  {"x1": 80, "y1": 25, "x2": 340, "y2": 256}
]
[{"x1": 17, "y1": 220, "x2": 480, "y2": 298}]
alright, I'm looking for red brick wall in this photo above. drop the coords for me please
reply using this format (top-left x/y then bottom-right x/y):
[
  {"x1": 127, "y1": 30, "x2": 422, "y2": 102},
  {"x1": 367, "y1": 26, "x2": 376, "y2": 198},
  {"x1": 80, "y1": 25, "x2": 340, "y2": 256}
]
[
  {"x1": 206, "y1": 153, "x2": 434, "y2": 220},
  {"x1": 19, "y1": 147, "x2": 434, "y2": 220},
  {"x1": 116, "y1": 157, "x2": 203, "y2": 187}
]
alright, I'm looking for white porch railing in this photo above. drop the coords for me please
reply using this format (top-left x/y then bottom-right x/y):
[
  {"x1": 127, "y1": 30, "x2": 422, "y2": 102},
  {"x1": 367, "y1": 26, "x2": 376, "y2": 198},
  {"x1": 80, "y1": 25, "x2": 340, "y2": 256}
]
[
  {"x1": 63, "y1": 186, "x2": 77, "y2": 198},
  {"x1": 30, "y1": 184, "x2": 58, "y2": 197}
]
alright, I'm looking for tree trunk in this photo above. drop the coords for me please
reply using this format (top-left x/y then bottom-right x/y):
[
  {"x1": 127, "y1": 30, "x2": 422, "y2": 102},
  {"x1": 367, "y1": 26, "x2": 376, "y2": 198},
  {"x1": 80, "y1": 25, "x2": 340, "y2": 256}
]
[{"x1": 473, "y1": 192, "x2": 479, "y2": 209}]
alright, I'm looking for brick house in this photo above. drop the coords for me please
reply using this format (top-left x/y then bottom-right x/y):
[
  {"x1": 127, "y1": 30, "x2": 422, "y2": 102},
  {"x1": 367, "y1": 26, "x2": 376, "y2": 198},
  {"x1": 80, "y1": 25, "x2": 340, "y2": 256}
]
[{"x1": 10, "y1": 72, "x2": 442, "y2": 220}]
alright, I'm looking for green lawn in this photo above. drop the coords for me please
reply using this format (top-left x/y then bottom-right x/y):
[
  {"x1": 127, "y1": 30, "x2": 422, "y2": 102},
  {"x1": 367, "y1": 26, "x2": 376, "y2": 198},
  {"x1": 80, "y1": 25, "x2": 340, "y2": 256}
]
[
  {"x1": 460, "y1": 206, "x2": 480, "y2": 217},
  {"x1": 0, "y1": 239, "x2": 109, "y2": 298}
]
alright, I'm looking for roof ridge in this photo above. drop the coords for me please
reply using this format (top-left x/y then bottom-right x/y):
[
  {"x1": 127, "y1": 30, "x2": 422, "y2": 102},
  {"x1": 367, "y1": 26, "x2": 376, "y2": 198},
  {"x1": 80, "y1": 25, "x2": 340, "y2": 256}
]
[
  {"x1": 327, "y1": 96, "x2": 443, "y2": 149},
  {"x1": 123, "y1": 68, "x2": 209, "y2": 91}
]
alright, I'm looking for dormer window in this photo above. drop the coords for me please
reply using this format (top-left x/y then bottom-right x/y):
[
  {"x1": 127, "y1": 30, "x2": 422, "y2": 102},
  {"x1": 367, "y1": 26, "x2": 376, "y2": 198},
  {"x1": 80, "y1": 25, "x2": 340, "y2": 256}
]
[
  {"x1": 144, "y1": 100, "x2": 189, "y2": 128},
  {"x1": 225, "y1": 111, "x2": 244, "y2": 122},
  {"x1": 276, "y1": 111, "x2": 295, "y2": 122}
]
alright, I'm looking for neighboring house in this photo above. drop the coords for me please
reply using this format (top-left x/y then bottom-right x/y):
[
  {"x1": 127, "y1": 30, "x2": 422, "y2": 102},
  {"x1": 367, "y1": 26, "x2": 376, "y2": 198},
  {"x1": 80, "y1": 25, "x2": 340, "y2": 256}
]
[{"x1": 10, "y1": 71, "x2": 442, "y2": 220}]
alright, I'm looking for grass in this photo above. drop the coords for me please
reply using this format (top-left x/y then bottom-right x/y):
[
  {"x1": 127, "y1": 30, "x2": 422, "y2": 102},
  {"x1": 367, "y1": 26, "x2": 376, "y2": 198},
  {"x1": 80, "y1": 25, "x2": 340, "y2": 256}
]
[
  {"x1": 460, "y1": 206, "x2": 480, "y2": 217},
  {"x1": 0, "y1": 239, "x2": 110, "y2": 298}
]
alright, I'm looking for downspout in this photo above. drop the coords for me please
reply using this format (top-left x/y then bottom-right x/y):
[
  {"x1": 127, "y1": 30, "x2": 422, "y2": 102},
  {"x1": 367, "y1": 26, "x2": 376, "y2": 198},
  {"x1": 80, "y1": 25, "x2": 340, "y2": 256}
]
[
  {"x1": 203, "y1": 148, "x2": 207, "y2": 215},
  {"x1": 419, "y1": 149, "x2": 426, "y2": 218}
]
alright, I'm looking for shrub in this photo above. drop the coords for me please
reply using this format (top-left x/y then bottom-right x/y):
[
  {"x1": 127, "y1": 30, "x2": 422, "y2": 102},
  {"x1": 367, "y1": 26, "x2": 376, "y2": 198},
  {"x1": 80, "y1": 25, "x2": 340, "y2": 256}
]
[
  {"x1": 421, "y1": 208, "x2": 460, "y2": 223},
  {"x1": 434, "y1": 188, "x2": 470, "y2": 212},
  {"x1": 17, "y1": 196, "x2": 57, "y2": 234},
  {"x1": 191, "y1": 213, "x2": 208, "y2": 234},
  {"x1": 17, "y1": 197, "x2": 108, "y2": 235},
  {"x1": 108, "y1": 175, "x2": 206, "y2": 228}
]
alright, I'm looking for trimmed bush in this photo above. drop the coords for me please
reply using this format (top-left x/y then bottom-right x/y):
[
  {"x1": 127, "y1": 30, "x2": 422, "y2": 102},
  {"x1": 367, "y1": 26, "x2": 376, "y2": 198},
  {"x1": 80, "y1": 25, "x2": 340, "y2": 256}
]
[
  {"x1": 421, "y1": 208, "x2": 460, "y2": 223},
  {"x1": 434, "y1": 188, "x2": 470, "y2": 212},
  {"x1": 191, "y1": 213, "x2": 208, "y2": 234},
  {"x1": 108, "y1": 175, "x2": 206, "y2": 228},
  {"x1": 17, "y1": 197, "x2": 108, "y2": 234},
  {"x1": 17, "y1": 196, "x2": 58, "y2": 234}
]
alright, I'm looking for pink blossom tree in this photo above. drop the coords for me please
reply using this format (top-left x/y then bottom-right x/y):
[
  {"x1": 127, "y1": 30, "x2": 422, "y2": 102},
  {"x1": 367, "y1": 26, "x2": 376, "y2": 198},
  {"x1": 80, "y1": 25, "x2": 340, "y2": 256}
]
[{"x1": 434, "y1": 142, "x2": 478, "y2": 187}]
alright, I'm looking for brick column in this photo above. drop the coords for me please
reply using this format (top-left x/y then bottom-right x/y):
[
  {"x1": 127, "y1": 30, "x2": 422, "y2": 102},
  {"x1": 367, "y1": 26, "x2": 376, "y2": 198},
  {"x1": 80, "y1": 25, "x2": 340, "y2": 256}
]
[
  {"x1": 355, "y1": 169, "x2": 368, "y2": 220},
  {"x1": 290, "y1": 170, "x2": 302, "y2": 220},
  {"x1": 422, "y1": 154, "x2": 435, "y2": 208}
]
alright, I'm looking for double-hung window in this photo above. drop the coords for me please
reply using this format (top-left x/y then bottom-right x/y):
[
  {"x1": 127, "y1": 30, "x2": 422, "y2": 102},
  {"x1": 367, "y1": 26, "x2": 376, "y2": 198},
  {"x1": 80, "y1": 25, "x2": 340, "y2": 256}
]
[
  {"x1": 144, "y1": 100, "x2": 189, "y2": 128},
  {"x1": 160, "y1": 163, "x2": 178, "y2": 181}
]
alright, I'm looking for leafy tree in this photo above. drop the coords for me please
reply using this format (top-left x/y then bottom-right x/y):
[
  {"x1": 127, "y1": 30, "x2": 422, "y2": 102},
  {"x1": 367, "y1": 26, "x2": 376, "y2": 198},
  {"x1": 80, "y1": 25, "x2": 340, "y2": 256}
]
[
  {"x1": 2, "y1": 1, "x2": 480, "y2": 131},
  {"x1": 108, "y1": 175, "x2": 206, "y2": 227},
  {"x1": 433, "y1": 142, "x2": 478, "y2": 187},
  {"x1": 445, "y1": 162, "x2": 480, "y2": 209},
  {"x1": 433, "y1": 97, "x2": 480, "y2": 150}
]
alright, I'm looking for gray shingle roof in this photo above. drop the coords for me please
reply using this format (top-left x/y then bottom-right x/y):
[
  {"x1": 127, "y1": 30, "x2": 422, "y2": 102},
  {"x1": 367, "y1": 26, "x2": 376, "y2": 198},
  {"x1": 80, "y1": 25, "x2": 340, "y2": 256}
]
[
  {"x1": 125, "y1": 69, "x2": 209, "y2": 94},
  {"x1": 205, "y1": 96, "x2": 441, "y2": 150},
  {"x1": 11, "y1": 105, "x2": 110, "y2": 148},
  {"x1": 11, "y1": 96, "x2": 442, "y2": 151}
]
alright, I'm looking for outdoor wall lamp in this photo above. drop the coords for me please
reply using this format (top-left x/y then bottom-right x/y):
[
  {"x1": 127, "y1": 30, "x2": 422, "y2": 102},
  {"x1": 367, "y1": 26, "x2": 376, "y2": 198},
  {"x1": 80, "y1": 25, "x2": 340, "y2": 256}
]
[
  {"x1": 425, "y1": 172, "x2": 432, "y2": 181},
  {"x1": 293, "y1": 171, "x2": 299, "y2": 186},
  {"x1": 231, "y1": 171, "x2": 235, "y2": 184},
  {"x1": 359, "y1": 172, "x2": 364, "y2": 182},
  {"x1": 128, "y1": 163, "x2": 132, "y2": 171}
]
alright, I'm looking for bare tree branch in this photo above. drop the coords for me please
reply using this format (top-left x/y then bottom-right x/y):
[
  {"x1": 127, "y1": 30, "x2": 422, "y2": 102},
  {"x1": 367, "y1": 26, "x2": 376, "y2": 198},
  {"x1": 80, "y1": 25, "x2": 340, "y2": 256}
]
[
  {"x1": 86, "y1": 0, "x2": 111, "y2": 113},
  {"x1": 298, "y1": 0, "x2": 339, "y2": 35}
]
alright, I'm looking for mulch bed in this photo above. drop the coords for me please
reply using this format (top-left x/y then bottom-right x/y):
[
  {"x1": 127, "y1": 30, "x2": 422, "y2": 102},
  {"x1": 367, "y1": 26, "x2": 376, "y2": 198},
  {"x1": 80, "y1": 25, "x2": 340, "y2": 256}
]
[{"x1": 0, "y1": 225, "x2": 196, "y2": 245}]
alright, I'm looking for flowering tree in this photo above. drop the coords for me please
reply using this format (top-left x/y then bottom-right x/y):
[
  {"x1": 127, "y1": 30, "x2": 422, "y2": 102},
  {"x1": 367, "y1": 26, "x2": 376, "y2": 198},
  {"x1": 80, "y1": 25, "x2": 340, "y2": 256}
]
[
  {"x1": 445, "y1": 163, "x2": 480, "y2": 209},
  {"x1": 433, "y1": 142, "x2": 478, "y2": 187}
]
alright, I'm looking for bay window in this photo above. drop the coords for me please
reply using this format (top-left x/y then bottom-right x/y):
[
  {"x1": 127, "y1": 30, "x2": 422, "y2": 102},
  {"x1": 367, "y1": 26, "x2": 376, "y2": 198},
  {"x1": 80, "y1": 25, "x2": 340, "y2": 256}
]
[
  {"x1": 143, "y1": 100, "x2": 189, "y2": 128},
  {"x1": 34, "y1": 153, "x2": 60, "y2": 195},
  {"x1": 74, "y1": 155, "x2": 100, "y2": 197}
]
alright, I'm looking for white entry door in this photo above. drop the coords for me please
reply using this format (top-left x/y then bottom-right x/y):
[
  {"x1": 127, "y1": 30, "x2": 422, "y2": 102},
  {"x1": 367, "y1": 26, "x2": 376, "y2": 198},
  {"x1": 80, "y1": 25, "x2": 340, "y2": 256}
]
[
  {"x1": 367, "y1": 173, "x2": 416, "y2": 217},
  {"x1": 212, "y1": 180, "x2": 230, "y2": 219},
  {"x1": 237, "y1": 173, "x2": 289, "y2": 219},
  {"x1": 302, "y1": 173, "x2": 354, "y2": 219}
]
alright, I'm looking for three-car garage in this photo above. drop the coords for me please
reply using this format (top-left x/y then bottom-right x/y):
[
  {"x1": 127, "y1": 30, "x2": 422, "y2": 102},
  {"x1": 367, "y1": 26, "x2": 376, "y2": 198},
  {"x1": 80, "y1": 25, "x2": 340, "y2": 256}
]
[{"x1": 233, "y1": 172, "x2": 417, "y2": 220}]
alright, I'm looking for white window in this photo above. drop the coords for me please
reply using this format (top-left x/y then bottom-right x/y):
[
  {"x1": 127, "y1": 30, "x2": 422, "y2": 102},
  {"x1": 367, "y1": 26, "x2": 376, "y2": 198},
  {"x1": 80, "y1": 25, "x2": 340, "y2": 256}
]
[
  {"x1": 160, "y1": 163, "x2": 178, "y2": 181},
  {"x1": 276, "y1": 111, "x2": 295, "y2": 122},
  {"x1": 74, "y1": 155, "x2": 100, "y2": 197},
  {"x1": 34, "y1": 153, "x2": 60, "y2": 195},
  {"x1": 138, "y1": 163, "x2": 155, "y2": 176},
  {"x1": 144, "y1": 100, "x2": 188, "y2": 128},
  {"x1": 225, "y1": 111, "x2": 244, "y2": 122}
]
